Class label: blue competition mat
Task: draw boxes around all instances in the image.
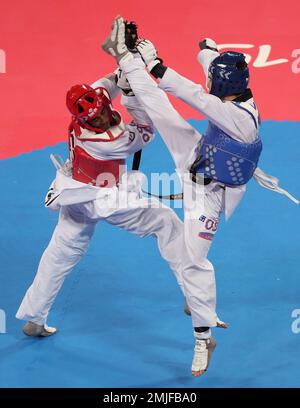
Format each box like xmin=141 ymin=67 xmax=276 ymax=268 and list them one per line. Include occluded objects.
xmin=0 ymin=120 xmax=299 ymax=387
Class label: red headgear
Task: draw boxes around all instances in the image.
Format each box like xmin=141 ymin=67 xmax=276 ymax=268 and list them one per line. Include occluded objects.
xmin=66 ymin=84 xmax=114 ymax=132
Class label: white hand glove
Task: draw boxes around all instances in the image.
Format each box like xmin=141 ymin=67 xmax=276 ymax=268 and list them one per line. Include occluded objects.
xmin=102 ymin=17 xmax=134 ymax=64
xmin=136 ymin=39 xmax=160 ymax=70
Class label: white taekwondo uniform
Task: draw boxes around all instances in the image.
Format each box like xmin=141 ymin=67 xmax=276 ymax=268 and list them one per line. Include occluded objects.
xmin=16 ymin=75 xmax=186 ymax=326
xmin=119 ymin=50 xmax=261 ymax=328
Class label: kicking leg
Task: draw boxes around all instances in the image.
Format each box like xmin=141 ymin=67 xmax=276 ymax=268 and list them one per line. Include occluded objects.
xmin=105 ymin=198 xmax=185 ymax=293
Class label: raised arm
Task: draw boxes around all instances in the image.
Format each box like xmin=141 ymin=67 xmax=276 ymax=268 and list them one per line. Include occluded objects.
xmin=158 ymin=67 xmax=243 ymax=137
xmin=91 ymin=73 xmax=121 ymax=101
xmin=137 ymin=39 xmax=256 ymax=142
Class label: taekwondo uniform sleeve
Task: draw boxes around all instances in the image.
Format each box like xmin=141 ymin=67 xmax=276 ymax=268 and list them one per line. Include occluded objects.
xmin=121 ymin=94 xmax=154 ymax=129
xmin=91 ymin=73 xmax=121 ymax=101
xmin=159 ymin=68 xmax=257 ymax=143
xmin=120 ymin=58 xmax=202 ymax=172
xmin=197 ymin=49 xmax=219 ymax=79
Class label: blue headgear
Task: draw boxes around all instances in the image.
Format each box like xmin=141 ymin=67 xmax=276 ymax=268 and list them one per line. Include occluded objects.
xmin=208 ymin=51 xmax=249 ymax=98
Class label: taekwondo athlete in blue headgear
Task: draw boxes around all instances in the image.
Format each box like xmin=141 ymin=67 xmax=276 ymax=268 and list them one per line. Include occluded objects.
xmin=102 ymin=18 xmax=299 ymax=378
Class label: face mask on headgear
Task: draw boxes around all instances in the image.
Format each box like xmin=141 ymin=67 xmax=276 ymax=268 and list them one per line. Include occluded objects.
xmin=66 ymin=84 xmax=114 ymax=132
xmin=208 ymin=51 xmax=249 ymax=98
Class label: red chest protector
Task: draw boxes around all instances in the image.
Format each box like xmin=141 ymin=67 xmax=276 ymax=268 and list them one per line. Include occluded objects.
xmin=69 ymin=119 xmax=126 ymax=188
xmin=72 ymin=146 xmax=125 ymax=188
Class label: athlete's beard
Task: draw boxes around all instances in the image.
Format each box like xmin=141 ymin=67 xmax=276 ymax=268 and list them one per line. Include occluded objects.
xmin=87 ymin=106 xmax=111 ymax=131
xmin=88 ymin=116 xmax=110 ymax=131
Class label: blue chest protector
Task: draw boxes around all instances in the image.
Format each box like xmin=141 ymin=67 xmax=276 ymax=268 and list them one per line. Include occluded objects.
xmin=194 ymin=103 xmax=263 ymax=186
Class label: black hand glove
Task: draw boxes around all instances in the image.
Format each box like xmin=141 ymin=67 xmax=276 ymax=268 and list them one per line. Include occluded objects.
xmin=125 ymin=21 xmax=139 ymax=51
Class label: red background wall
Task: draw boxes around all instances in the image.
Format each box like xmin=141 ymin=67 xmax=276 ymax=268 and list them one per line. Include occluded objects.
xmin=0 ymin=0 xmax=299 ymax=159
